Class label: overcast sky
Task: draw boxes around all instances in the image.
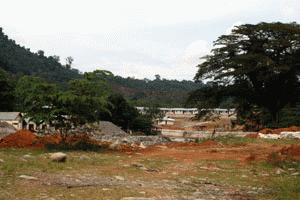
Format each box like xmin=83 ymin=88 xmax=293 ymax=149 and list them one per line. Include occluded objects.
xmin=0 ymin=0 xmax=299 ymax=80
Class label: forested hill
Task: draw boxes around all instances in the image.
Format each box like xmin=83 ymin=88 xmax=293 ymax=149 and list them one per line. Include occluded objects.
xmin=0 ymin=28 xmax=80 ymax=84
xmin=107 ymin=75 xmax=201 ymax=107
xmin=0 ymin=28 xmax=201 ymax=107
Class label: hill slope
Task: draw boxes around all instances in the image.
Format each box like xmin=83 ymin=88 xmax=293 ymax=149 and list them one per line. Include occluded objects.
xmin=0 ymin=28 xmax=80 ymax=84
xmin=0 ymin=28 xmax=200 ymax=107
xmin=108 ymin=76 xmax=201 ymax=107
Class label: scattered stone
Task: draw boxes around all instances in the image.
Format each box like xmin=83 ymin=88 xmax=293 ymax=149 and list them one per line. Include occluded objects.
xmin=0 ymin=159 xmax=4 ymax=163
xmin=139 ymin=143 xmax=146 ymax=149
xmin=146 ymin=168 xmax=159 ymax=173
xmin=102 ymin=188 xmax=110 ymax=191
xmin=22 ymin=154 xmax=33 ymax=159
xmin=79 ymin=155 xmax=91 ymax=160
xmin=131 ymin=163 xmax=145 ymax=168
xmin=109 ymin=141 xmax=120 ymax=150
xmin=122 ymin=138 xmax=130 ymax=144
xmin=291 ymin=172 xmax=300 ymax=176
xmin=179 ymin=179 xmax=190 ymax=184
xmin=19 ymin=175 xmax=38 ymax=181
xmin=275 ymin=168 xmax=285 ymax=175
xmin=131 ymin=163 xmax=148 ymax=170
xmin=121 ymin=198 xmax=154 ymax=200
xmin=241 ymin=175 xmax=248 ymax=178
xmin=50 ymin=152 xmax=67 ymax=162
xmin=156 ymin=145 xmax=167 ymax=149
xmin=114 ymin=176 xmax=125 ymax=181
xmin=261 ymin=173 xmax=269 ymax=176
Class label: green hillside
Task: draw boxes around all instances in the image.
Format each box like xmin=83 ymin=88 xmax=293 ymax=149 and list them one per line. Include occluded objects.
xmin=0 ymin=28 xmax=201 ymax=107
xmin=0 ymin=28 xmax=80 ymax=85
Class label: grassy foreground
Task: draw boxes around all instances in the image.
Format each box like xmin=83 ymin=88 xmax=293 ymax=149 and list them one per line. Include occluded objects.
xmin=0 ymin=138 xmax=299 ymax=200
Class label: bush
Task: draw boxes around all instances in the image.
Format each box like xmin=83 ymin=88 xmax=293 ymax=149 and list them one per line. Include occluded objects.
xmin=45 ymin=140 xmax=101 ymax=151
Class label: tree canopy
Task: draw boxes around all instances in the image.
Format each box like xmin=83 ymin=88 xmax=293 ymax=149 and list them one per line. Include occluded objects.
xmin=192 ymin=22 xmax=300 ymax=127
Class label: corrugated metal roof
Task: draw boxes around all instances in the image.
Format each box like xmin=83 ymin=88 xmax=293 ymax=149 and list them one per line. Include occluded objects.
xmin=0 ymin=112 xmax=21 ymax=120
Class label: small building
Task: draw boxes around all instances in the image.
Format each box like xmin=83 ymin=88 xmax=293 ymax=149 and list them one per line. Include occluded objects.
xmin=0 ymin=112 xmax=23 ymax=130
xmin=155 ymin=117 xmax=175 ymax=126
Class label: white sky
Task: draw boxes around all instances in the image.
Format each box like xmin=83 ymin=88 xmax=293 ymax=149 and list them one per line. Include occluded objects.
xmin=0 ymin=0 xmax=299 ymax=80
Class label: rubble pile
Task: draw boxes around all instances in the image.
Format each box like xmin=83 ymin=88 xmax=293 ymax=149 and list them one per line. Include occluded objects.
xmin=259 ymin=126 xmax=300 ymax=135
xmin=90 ymin=121 xmax=169 ymax=146
xmin=89 ymin=121 xmax=127 ymax=138
xmin=99 ymin=135 xmax=169 ymax=146
xmin=257 ymin=126 xmax=300 ymax=139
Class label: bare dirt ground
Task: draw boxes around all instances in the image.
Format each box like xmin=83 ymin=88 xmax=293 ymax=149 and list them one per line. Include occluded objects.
xmin=0 ymin=137 xmax=299 ymax=200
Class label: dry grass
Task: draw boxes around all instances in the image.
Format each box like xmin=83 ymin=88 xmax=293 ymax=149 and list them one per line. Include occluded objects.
xmin=0 ymin=138 xmax=299 ymax=200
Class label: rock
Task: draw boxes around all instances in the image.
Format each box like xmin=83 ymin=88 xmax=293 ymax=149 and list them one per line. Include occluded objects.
xmin=121 ymin=198 xmax=154 ymax=200
xmin=179 ymin=179 xmax=190 ymax=184
xmin=79 ymin=155 xmax=91 ymax=160
xmin=0 ymin=159 xmax=4 ymax=163
xmin=146 ymin=168 xmax=159 ymax=173
xmin=261 ymin=173 xmax=269 ymax=176
xmin=131 ymin=163 xmax=145 ymax=168
xmin=122 ymin=138 xmax=130 ymax=144
xmin=50 ymin=152 xmax=67 ymax=162
xmin=156 ymin=145 xmax=167 ymax=149
xmin=22 ymin=154 xmax=33 ymax=159
xmin=19 ymin=175 xmax=38 ymax=181
xmin=139 ymin=143 xmax=146 ymax=149
xmin=291 ymin=172 xmax=300 ymax=176
xmin=114 ymin=176 xmax=125 ymax=181
xmin=109 ymin=141 xmax=120 ymax=150
xmin=275 ymin=168 xmax=285 ymax=175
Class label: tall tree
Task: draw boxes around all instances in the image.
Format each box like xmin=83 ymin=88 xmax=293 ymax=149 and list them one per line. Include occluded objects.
xmin=65 ymin=56 xmax=74 ymax=69
xmin=15 ymin=76 xmax=58 ymax=129
xmin=193 ymin=22 xmax=300 ymax=125
xmin=57 ymin=70 xmax=111 ymax=128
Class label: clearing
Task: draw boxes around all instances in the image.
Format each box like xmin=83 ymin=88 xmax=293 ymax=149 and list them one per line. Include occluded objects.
xmin=0 ymin=137 xmax=299 ymax=200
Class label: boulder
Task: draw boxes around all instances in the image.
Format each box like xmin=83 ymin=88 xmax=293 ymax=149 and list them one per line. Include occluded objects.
xmin=121 ymin=198 xmax=155 ymax=200
xmin=139 ymin=143 xmax=146 ymax=149
xmin=19 ymin=175 xmax=38 ymax=181
xmin=114 ymin=176 xmax=125 ymax=181
xmin=109 ymin=140 xmax=120 ymax=150
xmin=50 ymin=152 xmax=67 ymax=162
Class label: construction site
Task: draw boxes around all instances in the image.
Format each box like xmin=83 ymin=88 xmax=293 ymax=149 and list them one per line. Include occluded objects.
xmin=0 ymin=115 xmax=300 ymax=200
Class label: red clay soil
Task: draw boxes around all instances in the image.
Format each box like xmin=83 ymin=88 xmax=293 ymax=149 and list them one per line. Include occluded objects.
xmin=0 ymin=130 xmax=43 ymax=148
xmin=245 ymin=133 xmax=259 ymax=138
xmin=39 ymin=134 xmax=62 ymax=145
xmin=279 ymin=144 xmax=300 ymax=161
xmin=0 ymin=131 xmax=99 ymax=149
xmin=259 ymin=126 xmax=300 ymax=135
xmin=138 ymin=141 xmax=287 ymax=165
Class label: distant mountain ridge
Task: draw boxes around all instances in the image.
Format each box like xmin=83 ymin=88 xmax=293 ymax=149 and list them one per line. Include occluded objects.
xmin=0 ymin=28 xmax=200 ymax=106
